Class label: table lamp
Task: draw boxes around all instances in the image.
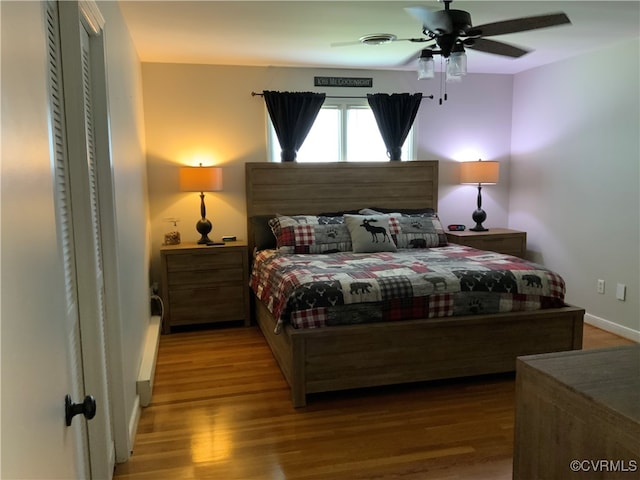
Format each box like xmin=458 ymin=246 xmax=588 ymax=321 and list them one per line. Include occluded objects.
xmin=179 ymin=164 xmax=223 ymax=244
xmin=460 ymin=159 xmax=499 ymax=232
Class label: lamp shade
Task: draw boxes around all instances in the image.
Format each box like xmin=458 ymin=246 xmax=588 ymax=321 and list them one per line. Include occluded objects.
xmin=460 ymin=160 xmax=499 ymax=185
xmin=179 ymin=166 xmax=223 ymax=192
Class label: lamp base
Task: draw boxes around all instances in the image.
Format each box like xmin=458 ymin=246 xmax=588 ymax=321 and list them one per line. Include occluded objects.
xmin=470 ymin=208 xmax=488 ymax=232
xmin=196 ymin=218 xmax=212 ymax=244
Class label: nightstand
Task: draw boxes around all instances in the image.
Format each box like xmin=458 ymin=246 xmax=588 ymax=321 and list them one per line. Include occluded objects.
xmin=445 ymin=228 xmax=527 ymax=258
xmin=160 ymin=241 xmax=250 ymax=333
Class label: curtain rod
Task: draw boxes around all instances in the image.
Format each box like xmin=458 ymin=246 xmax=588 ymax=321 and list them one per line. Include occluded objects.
xmin=251 ymin=91 xmax=434 ymax=100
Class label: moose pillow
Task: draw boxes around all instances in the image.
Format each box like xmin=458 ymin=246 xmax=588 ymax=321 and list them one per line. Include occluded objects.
xmin=344 ymin=214 xmax=398 ymax=253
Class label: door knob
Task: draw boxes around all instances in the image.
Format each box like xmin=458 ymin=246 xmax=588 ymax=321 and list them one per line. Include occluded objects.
xmin=65 ymin=394 xmax=96 ymax=426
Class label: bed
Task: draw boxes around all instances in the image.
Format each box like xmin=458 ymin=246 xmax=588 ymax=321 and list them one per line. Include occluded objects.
xmin=245 ymin=160 xmax=584 ymax=407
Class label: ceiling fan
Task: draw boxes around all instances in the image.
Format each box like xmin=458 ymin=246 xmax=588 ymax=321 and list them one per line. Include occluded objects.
xmin=332 ymin=1 xmax=571 ymax=103
xmin=333 ymin=1 xmax=571 ymax=68
xmin=403 ymin=0 xmax=571 ymax=60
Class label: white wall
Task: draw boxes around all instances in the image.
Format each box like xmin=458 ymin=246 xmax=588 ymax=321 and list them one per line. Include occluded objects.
xmin=0 ymin=1 xmax=150 ymax=474
xmin=98 ymin=0 xmax=151 ymax=458
xmin=142 ymin=63 xmax=513 ymax=283
xmin=510 ymin=37 xmax=640 ymax=339
xmin=414 ymin=73 xmax=513 ymax=230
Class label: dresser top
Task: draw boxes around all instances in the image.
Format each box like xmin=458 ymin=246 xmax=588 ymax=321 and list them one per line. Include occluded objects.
xmin=518 ymin=345 xmax=640 ymax=423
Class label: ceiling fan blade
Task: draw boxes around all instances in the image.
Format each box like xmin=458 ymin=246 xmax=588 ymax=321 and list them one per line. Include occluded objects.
xmin=465 ymin=38 xmax=531 ymax=58
xmin=330 ymin=40 xmax=365 ymax=47
xmin=470 ymin=12 xmax=570 ymax=37
xmin=405 ymin=6 xmax=452 ymax=34
xmin=397 ymin=37 xmax=432 ymax=44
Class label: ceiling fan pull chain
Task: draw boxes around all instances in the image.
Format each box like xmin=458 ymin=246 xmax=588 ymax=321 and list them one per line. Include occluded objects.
xmin=443 ymin=57 xmax=449 ymax=103
xmin=439 ymin=57 xmax=444 ymax=105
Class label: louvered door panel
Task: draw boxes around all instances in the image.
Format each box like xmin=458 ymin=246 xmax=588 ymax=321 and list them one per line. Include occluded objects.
xmin=44 ymin=1 xmax=89 ymax=477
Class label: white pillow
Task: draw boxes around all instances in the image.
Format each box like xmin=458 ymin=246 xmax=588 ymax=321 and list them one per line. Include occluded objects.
xmin=344 ymin=214 xmax=397 ymax=253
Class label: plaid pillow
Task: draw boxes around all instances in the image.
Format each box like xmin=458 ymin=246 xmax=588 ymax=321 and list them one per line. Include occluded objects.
xmin=268 ymin=215 xmax=352 ymax=254
xmin=390 ymin=212 xmax=448 ymax=248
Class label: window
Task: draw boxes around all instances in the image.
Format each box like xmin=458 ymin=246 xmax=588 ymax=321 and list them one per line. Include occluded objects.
xmin=268 ymin=103 xmax=414 ymax=162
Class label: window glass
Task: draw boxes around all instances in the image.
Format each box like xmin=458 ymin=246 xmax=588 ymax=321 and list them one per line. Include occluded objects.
xmin=346 ymin=107 xmax=388 ymax=162
xmin=296 ymin=107 xmax=340 ymax=163
xmin=268 ymin=103 xmax=413 ymax=162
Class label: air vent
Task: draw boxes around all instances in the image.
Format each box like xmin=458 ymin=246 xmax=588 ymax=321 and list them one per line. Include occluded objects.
xmin=359 ymin=33 xmax=397 ymax=45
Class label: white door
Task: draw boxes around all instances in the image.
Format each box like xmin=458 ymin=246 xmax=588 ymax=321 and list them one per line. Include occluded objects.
xmin=45 ymin=1 xmax=93 ymax=476
xmin=0 ymin=1 xmax=91 ymax=477
xmin=2 ymin=2 xmax=117 ymax=477
xmin=51 ymin=0 xmax=115 ymax=477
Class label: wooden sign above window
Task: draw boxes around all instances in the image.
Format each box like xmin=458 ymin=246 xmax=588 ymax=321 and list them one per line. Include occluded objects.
xmin=314 ymin=76 xmax=373 ymax=88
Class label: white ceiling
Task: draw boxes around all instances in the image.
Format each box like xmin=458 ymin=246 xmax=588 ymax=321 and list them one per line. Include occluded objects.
xmin=118 ymin=1 xmax=640 ymax=75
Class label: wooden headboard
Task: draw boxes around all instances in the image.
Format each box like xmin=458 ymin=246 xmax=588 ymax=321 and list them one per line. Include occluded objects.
xmin=245 ymin=160 xmax=439 ymax=253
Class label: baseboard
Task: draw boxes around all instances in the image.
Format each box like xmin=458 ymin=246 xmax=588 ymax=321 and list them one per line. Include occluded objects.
xmin=128 ymin=395 xmax=141 ymax=453
xmin=136 ymin=315 xmax=162 ymax=407
xmin=585 ymin=313 xmax=640 ymax=342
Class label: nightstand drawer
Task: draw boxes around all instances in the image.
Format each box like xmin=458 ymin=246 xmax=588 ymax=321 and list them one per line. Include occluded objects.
xmin=167 ymin=267 xmax=244 ymax=287
xmin=445 ymin=228 xmax=526 ymax=258
xmin=166 ymin=250 xmax=244 ymax=272
xmin=463 ymin=236 xmax=524 ymax=256
xmin=169 ymin=285 xmax=246 ymax=326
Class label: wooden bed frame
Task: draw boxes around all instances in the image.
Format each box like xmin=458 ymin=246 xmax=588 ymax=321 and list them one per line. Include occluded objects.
xmin=245 ymin=161 xmax=584 ymax=407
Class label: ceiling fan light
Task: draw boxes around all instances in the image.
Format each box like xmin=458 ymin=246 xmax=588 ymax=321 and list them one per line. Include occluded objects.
xmin=417 ymin=51 xmax=435 ymax=80
xmin=447 ymin=50 xmax=467 ymax=77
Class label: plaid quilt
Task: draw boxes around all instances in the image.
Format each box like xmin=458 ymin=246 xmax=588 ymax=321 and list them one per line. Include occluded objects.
xmin=250 ymin=245 xmax=566 ymax=334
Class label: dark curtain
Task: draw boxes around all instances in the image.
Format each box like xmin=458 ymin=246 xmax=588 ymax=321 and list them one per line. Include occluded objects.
xmin=263 ymin=91 xmax=326 ymax=162
xmin=367 ymin=93 xmax=422 ymax=161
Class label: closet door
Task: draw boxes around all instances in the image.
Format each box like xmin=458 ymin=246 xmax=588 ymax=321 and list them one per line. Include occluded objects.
xmin=53 ymin=0 xmax=115 ymax=477
xmin=45 ymin=1 xmax=92 ymax=476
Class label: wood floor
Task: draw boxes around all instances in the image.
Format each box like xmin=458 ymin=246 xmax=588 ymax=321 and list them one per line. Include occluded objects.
xmin=114 ymin=323 xmax=635 ymax=480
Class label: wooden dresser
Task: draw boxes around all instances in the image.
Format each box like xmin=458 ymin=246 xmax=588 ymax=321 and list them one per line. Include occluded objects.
xmin=445 ymin=228 xmax=526 ymax=258
xmin=160 ymin=242 xmax=250 ymax=333
xmin=513 ymin=346 xmax=640 ymax=479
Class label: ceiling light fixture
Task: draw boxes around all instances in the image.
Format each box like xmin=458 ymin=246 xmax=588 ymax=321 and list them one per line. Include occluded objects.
xmin=446 ymin=43 xmax=467 ymax=80
xmin=417 ymin=43 xmax=467 ymax=82
xmin=417 ymin=49 xmax=435 ymax=79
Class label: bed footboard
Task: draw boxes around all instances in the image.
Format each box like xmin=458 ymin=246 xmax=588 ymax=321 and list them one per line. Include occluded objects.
xmin=255 ymin=294 xmax=584 ymax=407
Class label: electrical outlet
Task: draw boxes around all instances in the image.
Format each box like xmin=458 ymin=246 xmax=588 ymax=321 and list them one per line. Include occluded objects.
xmin=616 ymin=283 xmax=626 ymax=301
xmin=596 ymin=279 xmax=605 ymax=294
